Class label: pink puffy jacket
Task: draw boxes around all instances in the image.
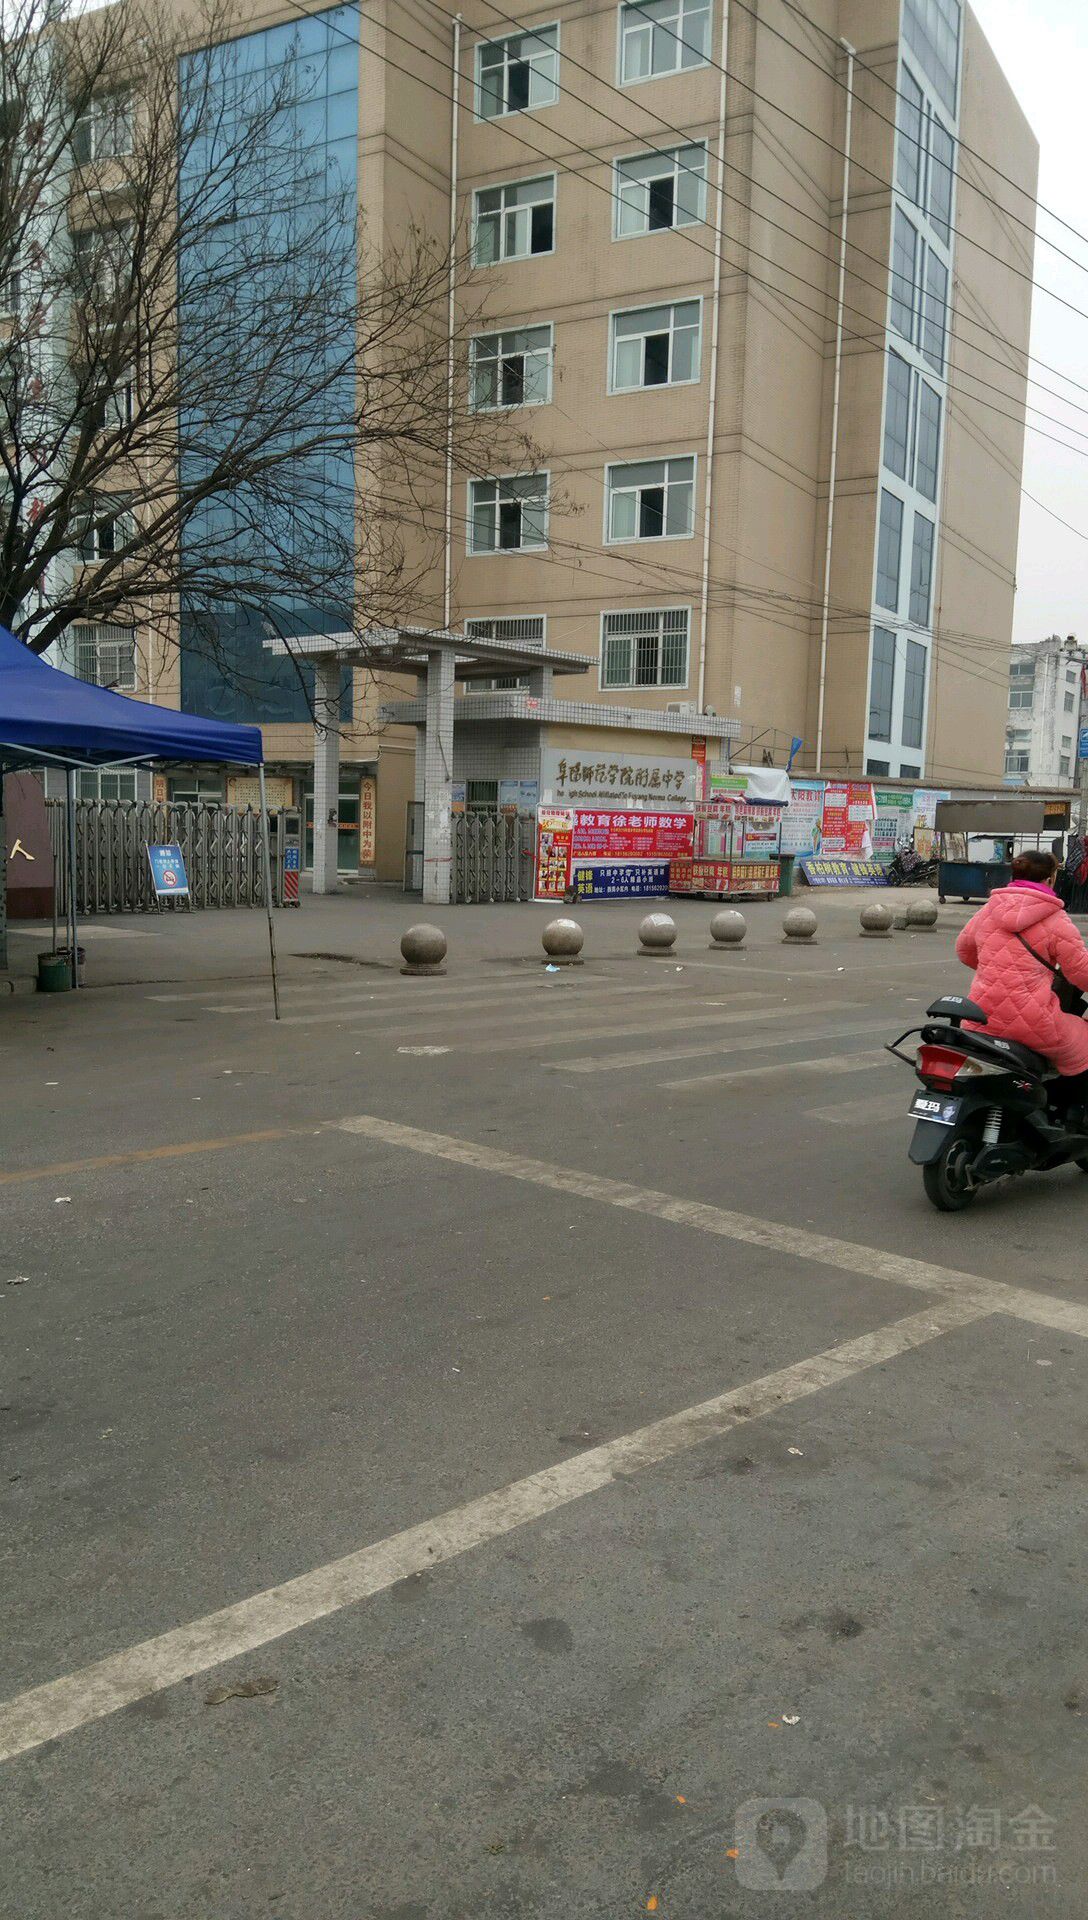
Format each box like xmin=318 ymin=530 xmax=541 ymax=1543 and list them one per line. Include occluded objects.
xmin=955 ymin=882 xmax=1088 ymax=1076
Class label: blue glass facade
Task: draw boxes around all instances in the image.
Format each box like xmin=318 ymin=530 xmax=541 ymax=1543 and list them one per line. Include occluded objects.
xmin=178 ymin=5 xmax=359 ymax=725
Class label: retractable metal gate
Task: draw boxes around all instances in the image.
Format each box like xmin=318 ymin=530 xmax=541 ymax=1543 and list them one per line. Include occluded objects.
xmin=451 ymin=812 xmax=535 ymax=903
xmin=47 ymin=801 xmax=283 ymax=913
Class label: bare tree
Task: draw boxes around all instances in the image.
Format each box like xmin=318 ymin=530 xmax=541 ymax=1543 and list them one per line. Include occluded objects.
xmin=0 ymin=0 xmax=529 ymax=690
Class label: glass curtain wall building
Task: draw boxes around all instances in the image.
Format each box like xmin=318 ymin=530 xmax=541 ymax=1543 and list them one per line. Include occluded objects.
xmin=865 ymin=0 xmax=961 ymax=778
xmin=177 ymin=4 xmax=359 ymax=724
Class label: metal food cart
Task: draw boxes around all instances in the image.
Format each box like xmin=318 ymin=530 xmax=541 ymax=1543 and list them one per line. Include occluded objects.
xmin=669 ymin=794 xmax=783 ymax=899
xmin=935 ymin=797 xmax=1046 ymax=903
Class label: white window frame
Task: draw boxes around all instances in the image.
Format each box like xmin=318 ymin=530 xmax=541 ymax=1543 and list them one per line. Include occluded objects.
xmin=0 ymin=261 xmax=20 ymax=316
xmin=475 ymin=24 xmax=560 ymax=120
xmin=74 ymin=622 xmax=137 ymax=691
xmin=72 ymin=89 xmax=134 ymax=166
xmin=472 ymin=175 xmax=556 ymax=267
xmin=75 ymin=493 xmax=135 ymax=562
xmin=464 ymin=614 xmax=546 ymax=690
xmin=608 ymin=297 xmax=702 ymax=392
xmin=469 ymin=324 xmax=554 ymax=411
xmin=77 ymin=767 xmax=138 ymax=802
xmin=467 ymin=472 xmax=550 ymax=554
xmin=604 ymin=454 xmax=697 ymax=544
xmin=613 ymin=143 xmax=707 ymax=238
xmin=617 ymin=0 xmax=712 ymax=86
xmin=599 ymin=605 xmax=691 ymax=689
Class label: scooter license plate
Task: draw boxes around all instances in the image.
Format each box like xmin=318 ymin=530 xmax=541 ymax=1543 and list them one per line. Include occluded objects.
xmin=910 ymin=1092 xmax=962 ymax=1126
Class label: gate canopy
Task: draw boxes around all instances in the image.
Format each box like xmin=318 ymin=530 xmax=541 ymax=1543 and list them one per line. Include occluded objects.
xmin=0 ymin=624 xmax=262 ymax=772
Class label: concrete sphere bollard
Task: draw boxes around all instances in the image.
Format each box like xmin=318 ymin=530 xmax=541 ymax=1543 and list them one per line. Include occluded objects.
xmin=638 ymin=911 xmax=678 ymax=956
xmin=782 ymin=905 xmax=818 ymax=945
xmin=859 ymin=901 xmax=894 ymax=939
xmin=542 ymin=917 xmax=584 ymax=966
xmin=400 ymin=922 xmax=448 ymax=976
xmin=710 ymin=908 xmax=747 ymax=950
xmin=906 ymin=898 xmax=939 ymax=930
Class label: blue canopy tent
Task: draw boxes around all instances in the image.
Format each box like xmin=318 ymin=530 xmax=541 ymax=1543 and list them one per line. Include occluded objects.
xmin=0 ymin=624 xmax=279 ymax=1012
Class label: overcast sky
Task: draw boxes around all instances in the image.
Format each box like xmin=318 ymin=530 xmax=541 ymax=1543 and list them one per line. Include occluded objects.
xmin=969 ymin=0 xmax=1088 ymax=645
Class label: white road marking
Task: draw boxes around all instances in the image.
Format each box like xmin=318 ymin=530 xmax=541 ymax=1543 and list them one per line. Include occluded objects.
xmin=440 ymin=999 xmax=866 ymax=1056
xmin=336 ymin=1115 xmax=1088 ymax=1341
xmin=201 ymin=975 xmax=704 ymax=1019
xmin=553 ymin=1018 xmax=886 ymax=1074
xmin=272 ymin=982 xmax=761 ymax=1030
xmin=0 ymin=1296 xmax=982 ymax=1766
xmin=804 ymin=1093 xmax=907 ymax=1125
xmin=662 ymin=1051 xmax=886 ymax=1091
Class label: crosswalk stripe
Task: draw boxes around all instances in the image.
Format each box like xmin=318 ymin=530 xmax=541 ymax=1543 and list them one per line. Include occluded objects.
xmin=550 ymin=1016 xmax=884 ymax=1074
xmin=271 ymin=980 xmax=750 ymax=1029
xmin=662 ymin=1050 xmax=886 ymax=1091
xmin=411 ymin=998 xmax=866 ymax=1055
xmin=804 ymin=1092 xmax=908 ymax=1126
xmin=146 ymin=967 xmax=535 ymax=1003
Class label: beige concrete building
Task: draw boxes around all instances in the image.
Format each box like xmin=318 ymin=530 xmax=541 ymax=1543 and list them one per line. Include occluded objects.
xmin=78 ymin=0 xmax=1037 ymax=877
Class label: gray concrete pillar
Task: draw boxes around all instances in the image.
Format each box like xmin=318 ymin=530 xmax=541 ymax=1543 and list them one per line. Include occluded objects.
xmin=312 ymin=657 xmax=341 ymax=895
xmin=526 ymin=663 xmax=553 ymax=699
xmin=422 ymin=648 xmax=455 ymax=906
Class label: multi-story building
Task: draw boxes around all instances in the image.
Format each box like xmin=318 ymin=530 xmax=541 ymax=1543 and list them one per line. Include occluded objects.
xmin=1005 ymin=634 xmax=1085 ymax=789
xmin=58 ymin=0 xmax=1040 ymax=876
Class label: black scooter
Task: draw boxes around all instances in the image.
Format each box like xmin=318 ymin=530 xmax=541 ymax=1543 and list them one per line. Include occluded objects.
xmin=888 ymin=994 xmax=1088 ymax=1210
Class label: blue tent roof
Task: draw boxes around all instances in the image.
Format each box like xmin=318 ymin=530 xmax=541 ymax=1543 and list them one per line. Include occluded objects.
xmin=0 ymin=625 xmax=262 ymax=770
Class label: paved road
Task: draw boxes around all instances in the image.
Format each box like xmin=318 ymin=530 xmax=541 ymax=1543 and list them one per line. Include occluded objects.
xmin=1 ymin=895 xmax=1084 ymax=1916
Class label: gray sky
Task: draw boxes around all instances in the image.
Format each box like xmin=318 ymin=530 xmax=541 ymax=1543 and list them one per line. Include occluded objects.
xmin=969 ymin=0 xmax=1088 ymax=644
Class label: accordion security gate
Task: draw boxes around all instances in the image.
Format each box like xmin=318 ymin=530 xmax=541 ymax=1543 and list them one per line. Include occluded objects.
xmin=47 ymin=801 xmax=284 ymax=914
xmin=451 ymin=812 xmax=535 ymax=904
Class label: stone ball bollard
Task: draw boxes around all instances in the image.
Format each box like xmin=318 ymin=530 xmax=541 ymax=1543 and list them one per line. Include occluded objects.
xmin=906 ymin=898 xmax=939 ymax=930
xmin=638 ymin=911 xmax=678 ymax=956
xmin=859 ymin=901 xmax=894 ymax=939
xmin=541 ymin=917 xmax=584 ymax=966
xmin=782 ymin=906 xmax=818 ymax=945
xmin=400 ymin=922 xmax=448 ymax=976
xmin=710 ymin=908 xmax=747 ymax=950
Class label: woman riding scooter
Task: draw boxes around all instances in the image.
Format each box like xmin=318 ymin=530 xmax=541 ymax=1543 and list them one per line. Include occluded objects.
xmin=955 ymin=850 xmax=1088 ymax=1120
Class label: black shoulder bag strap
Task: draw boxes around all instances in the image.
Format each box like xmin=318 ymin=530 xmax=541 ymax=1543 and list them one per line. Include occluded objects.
xmin=1014 ymin=931 xmax=1088 ymax=1017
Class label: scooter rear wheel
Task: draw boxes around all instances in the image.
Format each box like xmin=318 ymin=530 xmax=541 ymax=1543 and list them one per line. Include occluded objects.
xmin=923 ymin=1133 xmax=978 ymax=1211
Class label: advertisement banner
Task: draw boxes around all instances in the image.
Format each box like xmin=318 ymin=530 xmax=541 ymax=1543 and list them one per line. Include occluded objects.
xmin=780 ymin=779 xmax=824 ymax=856
xmin=534 ymin=809 xmax=574 ymax=900
xmin=872 ymin=788 xmax=915 ymax=853
xmin=670 ymin=857 xmax=781 ymax=896
xmin=799 ymin=855 xmax=885 ymax=887
xmin=572 ymin=809 xmax=694 ymax=862
xmin=820 ymin=781 xmax=875 ymax=854
xmin=359 ymin=775 xmax=376 ymax=866
xmin=499 ymin=778 xmax=540 ymax=816
xmin=572 ymin=862 xmax=671 ymax=899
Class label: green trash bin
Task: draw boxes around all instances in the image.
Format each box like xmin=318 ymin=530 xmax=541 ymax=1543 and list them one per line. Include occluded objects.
xmin=37 ymin=952 xmax=71 ymax=993
xmin=778 ymin=855 xmax=796 ymax=898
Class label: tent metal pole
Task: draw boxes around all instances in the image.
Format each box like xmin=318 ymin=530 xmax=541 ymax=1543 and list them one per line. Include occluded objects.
xmin=65 ymin=766 xmax=78 ymax=989
xmin=257 ymin=765 xmax=280 ymax=1021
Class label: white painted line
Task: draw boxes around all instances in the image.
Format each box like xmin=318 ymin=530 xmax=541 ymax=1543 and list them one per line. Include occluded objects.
xmin=553 ymin=1018 xmax=885 ymax=1074
xmin=336 ymin=1115 xmax=1088 ymax=1341
xmin=438 ymin=999 xmax=866 ymax=1056
xmin=274 ymin=981 xmax=759 ymax=1030
xmin=804 ymin=1092 xmax=907 ymax=1126
xmin=663 ymin=1051 xmax=885 ymax=1091
xmin=0 ymin=1296 xmax=982 ymax=1766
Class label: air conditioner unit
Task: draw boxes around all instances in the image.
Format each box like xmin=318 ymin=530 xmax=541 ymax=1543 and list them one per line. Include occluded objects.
xmin=665 ymin=700 xmax=698 ymax=715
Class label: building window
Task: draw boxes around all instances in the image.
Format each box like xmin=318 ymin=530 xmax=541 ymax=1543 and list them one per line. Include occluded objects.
xmin=74 ymin=622 xmax=137 ymax=690
xmin=876 ymin=490 xmax=904 ymax=611
xmin=891 ymin=208 xmax=918 ymax=340
xmin=601 ymin=607 xmax=689 ymax=688
xmin=75 ymin=493 xmax=134 ymax=561
xmin=883 ymin=349 xmax=912 ymax=480
xmin=902 ymin=0 xmax=961 ymax=117
xmin=866 ymin=758 xmax=891 ymax=776
xmin=1061 ymin=755 xmax=1072 ymax=778
xmin=869 ymin=627 xmax=897 ymax=741
xmin=476 ymin=25 xmax=559 ymax=118
xmin=473 ymin=175 xmax=555 ymax=265
xmin=72 ymin=221 xmax=132 ymax=300
xmin=0 ymin=262 xmax=19 ymax=316
xmin=1005 ymin=749 xmax=1029 ymax=775
xmin=72 ymin=90 xmax=134 ymax=165
xmin=619 ymin=0 xmax=712 ymax=82
xmin=897 ymin=67 xmax=925 ymax=204
xmin=900 ymin=763 xmax=921 ymax=779
xmin=903 ymin=638 xmax=927 ymax=750
xmin=1008 ymin=687 xmax=1033 ymax=709
xmin=610 ymin=299 xmax=701 ymax=390
xmin=77 ymin=768 xmax=137 ymax=802
xmin=470 ymin=325 xmax=553 ymax=409
xmin=909 ymin=513 xmax=935 ymax=626
xmin=468 ymin=473 xmax=549 ymax=552
xmin=614 ymin=144 xmax=707 ymax=236
xmin=915 ymin=380 xmax=942 ymax=502
xmin=606 ymin=455 xmax=695 ymax=541
xmin=169 ymin=773 xmax=226 ymax=803
xmin=929 ymin=118 xmax=955 ymax=244
xmin=464 ymin=614 xmax=544 ymax=689
xmin=1008 ymin=658 xmax=1035 ymax=710
xmin=922 ymin=251 xmax=948 ymax=373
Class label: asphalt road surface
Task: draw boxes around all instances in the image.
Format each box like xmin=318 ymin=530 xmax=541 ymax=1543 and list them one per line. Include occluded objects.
xmin=2 ymin=894 xmax=1085 ymax=1917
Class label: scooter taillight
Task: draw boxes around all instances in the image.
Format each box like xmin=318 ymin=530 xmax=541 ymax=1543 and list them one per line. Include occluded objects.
xmin=917 ymin=1043 xmax=968 ymax=1090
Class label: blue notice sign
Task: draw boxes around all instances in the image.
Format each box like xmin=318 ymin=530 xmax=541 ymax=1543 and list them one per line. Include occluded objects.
xmin=1079 ymin=727 xmax=1088 ymax=764
xmin=573 ymin=862 xmax=671 ymax=899
xmin=147 ymin=843 xmax=189 ymax=896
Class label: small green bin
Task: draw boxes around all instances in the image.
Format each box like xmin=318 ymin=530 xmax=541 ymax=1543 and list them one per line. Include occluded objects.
xmin=37 ymin=952 xmax=71 ymax=993
xmin=778 ymin=855 xmax=796 ymax=898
